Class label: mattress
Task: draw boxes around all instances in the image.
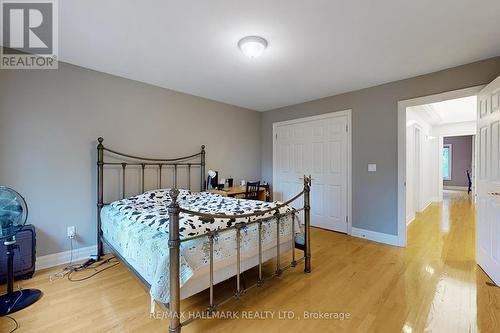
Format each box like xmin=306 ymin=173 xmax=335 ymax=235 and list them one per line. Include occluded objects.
xmin=101 ymin=189 xmax=303 ymax=303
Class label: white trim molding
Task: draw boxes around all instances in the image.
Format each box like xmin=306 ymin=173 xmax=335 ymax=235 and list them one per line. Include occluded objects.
xmin=36 ymin=245 xmax=97 ymax=271
xmin=443 ymin=185 xmax=469 ymax=191
xmin=351 ymin=227 xmax=399 ymax=246
xmin=443 ymin=143 xmax=453 ymax=180
xmin=407 ymin=198 xmax=438 ymax=225
xmin=432 ymin=121 xmax=476 ymax=137
xmin=406 ymin=216 xmax=416 ymax=226
xmin=420 ymin=199 xmax=435 ymax=213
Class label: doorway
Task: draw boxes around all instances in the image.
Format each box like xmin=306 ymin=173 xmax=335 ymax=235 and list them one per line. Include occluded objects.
xmin=405 ymin=96 xmax=477 ymax=226
xmin=397 ymin=86 xmax=484 ymax=246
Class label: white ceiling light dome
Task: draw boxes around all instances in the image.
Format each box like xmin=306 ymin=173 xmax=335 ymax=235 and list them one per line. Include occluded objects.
xmin=238 ymin=36 xmax=268 ymax=59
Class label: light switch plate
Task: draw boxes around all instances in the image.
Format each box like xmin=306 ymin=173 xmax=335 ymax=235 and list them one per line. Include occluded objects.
xmin=368 ymin=164 xmax=377 ymax=172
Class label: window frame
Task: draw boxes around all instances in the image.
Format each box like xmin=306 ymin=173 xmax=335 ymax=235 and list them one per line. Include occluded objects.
xmin=443 ymin=143 xmax=453 ymax=181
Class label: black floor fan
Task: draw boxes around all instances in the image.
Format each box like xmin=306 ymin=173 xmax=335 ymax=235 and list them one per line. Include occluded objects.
xmin=0 ymin=186 xmax=42 ymax=316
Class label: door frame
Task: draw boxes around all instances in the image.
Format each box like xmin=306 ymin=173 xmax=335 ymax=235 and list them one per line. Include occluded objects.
xmin=407 ymin=123 xmax=423 ymax=220
xmin=272 ymin=109 xmax=352 ymax=235
xmin=414 ymin=126 xmax=422 ymax=212
xmin=397 ymin=86 xmax=484 ymax=247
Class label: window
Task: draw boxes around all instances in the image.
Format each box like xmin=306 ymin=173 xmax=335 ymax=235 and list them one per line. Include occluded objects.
xmin=443 ymin=144 xmax=452 ymax=180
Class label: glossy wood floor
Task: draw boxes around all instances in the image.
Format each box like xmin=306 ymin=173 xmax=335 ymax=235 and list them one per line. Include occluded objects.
xmin=1 ymin=191 xmax=499 ymax=332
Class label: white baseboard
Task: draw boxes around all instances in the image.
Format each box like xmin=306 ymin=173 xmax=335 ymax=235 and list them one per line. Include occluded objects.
xmin=443 ymin=186 xmax=468 ymax=191
xmin=418 ymin=200 xmax=433 ymax=212
xmin=351 ymin=227 xmax=399 ymax=246
xmin=36 ymin=245 xmax=97 ymax=271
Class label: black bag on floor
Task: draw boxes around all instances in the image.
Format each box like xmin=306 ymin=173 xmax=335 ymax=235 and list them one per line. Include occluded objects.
xmin=0 ymin=224 xmax=36 ymax=284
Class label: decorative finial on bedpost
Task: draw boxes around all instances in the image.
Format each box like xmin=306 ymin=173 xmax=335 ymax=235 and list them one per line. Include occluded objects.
xmin=304 ymin=175 xmax=312 ymax=192
xmin=169 ymin=188 xmax=180 ymax=203
xmin=167 ymin=187 xmax=181 ymax=333
xmin=201 ymin=145 xmax=206 ymax=152
xmin=97 ymin=137 xmax=104 ymax=147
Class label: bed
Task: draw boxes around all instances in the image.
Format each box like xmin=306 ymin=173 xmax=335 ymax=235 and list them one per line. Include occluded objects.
xmin=96 ymin=137 xmax=312 ymax=333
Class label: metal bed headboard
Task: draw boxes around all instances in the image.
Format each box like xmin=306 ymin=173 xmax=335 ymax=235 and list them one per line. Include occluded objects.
xmin=96 ymin=137 xmax=206 ymax=259
xmin=95 ymin=137 xmax=312 ymax=333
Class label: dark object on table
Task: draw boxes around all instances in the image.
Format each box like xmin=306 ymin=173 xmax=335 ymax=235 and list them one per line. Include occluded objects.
xmin=0 ymin=186 xmax=42 ymax=316
xmin=216 ymin=184 xmax=224 ymax=190
xmin=466 ymin=170 xmax=472 ymax=194
xmin=227 ymin=178 xmax=233 ymax=188
xmin=0 ymin=225 xmax=36 ymax=283
xmin=260 ymin=183 xmax=271 ymax=202
xmin=245 ymin=181 xmax=261 ymax=200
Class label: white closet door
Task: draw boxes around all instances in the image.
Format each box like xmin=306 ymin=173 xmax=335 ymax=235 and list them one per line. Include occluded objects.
xmin=274 ymin=113 xmax=349 ymax=233
xmin=476 ymin=75 xmax=500 ymax=285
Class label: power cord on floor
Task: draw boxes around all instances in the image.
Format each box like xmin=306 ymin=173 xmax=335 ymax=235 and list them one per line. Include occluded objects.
xmin=67 ymin=257 xmax=119 ymax=282
xmin=5 ymin=315 xmax=19 ymax=333
xmin=49 ymin=237 xmax=77 ymax=282
xmin=2 ymin=283 xmax=26 ymax=332
xmin=49 ymin=238 xmax=119 ymax=282
xmin=4 ymin=288 xmax=23 ymax=316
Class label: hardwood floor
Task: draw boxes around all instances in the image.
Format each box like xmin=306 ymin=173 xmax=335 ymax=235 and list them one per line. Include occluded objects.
xmin=1 ymin=191 xmax=499 ymax=332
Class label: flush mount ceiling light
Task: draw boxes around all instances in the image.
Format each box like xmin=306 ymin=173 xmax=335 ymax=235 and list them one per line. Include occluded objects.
xmin=238 ymin=36 xmax=268 ymax=59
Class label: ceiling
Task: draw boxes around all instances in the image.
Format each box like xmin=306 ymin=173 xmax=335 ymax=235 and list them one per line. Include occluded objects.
xmin=59 ymin=1 xmax=500 ymax=111
xmin=409 ymin=96 xmax=477 ymax=125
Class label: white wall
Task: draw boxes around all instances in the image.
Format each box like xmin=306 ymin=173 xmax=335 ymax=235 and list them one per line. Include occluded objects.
xmin=432 ymin=121 xmax=476 ymax=137
xmin=406 ymin=109 xmax=440 ymax=224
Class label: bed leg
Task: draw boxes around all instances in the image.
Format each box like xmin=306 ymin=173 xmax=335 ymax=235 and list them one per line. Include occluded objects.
xmin=303 ymin=175 xmax=311 ymax=273
xmin=291 ymin=210 xmax=297 ymax=268
xmin=97 ymin=137 xmax=104 ymax=261
xmin=207 ymin=231 xmax=216 ymax=314
xmin=257 ymin=221 xmax=263 ymax=286
xmin=235 ymin=223 xmax=244 ymax=298
xmin=274 ymin=210 xmax=282 ymax=276
xmin=168 ymin=188 xmax=182 ymax=333
xmin=200 ymin=145 xmax=206 ymax=191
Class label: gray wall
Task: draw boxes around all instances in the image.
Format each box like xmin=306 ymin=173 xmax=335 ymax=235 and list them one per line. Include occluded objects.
xmin=261 ymin=56 xmax=500 ymax=235
xmin=0 ymin=62 xmax=261 ymax=256
xmin=444 ymin=135 xmax=473 ymax=187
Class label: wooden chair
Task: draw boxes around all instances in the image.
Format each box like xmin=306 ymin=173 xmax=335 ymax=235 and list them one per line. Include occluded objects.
xmin=245 ymin=181 xmax=261 ymax=200
xmin=466 ymin=170 xmax=472 ymax=194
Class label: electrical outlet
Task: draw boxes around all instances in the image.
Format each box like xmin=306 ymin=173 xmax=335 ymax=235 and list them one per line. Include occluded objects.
xmin=67 ymin=226 xmax=76 ymax=239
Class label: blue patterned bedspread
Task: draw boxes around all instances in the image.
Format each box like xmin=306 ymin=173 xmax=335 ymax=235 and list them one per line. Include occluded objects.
xmin=101 ymin=189 xmax=301 ymax=303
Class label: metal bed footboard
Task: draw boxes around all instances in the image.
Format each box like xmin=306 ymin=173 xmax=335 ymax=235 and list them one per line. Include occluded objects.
xmin=167 ymin=176 xmax=312 ymax=333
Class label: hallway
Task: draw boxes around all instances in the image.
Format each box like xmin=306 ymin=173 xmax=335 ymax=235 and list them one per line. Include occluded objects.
xmin=406 ymin=190 xmax=498 ymax=332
